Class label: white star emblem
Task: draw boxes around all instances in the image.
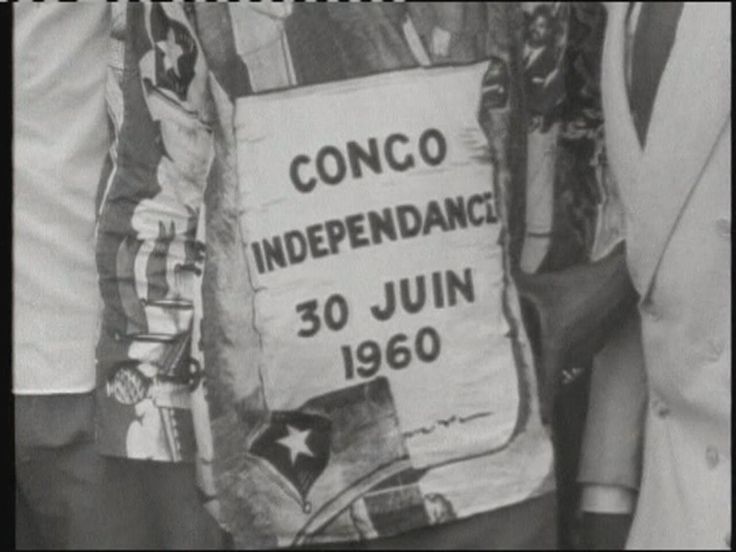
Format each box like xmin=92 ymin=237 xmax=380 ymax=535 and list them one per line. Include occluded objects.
xmin=156 ymin=27 xmax=184 ymax=77
xmin=276 ymin=425 xmax=314 ymax=465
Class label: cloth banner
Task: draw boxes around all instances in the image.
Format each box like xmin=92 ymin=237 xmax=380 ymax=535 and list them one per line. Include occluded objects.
xmin=216 ymin=62 xmax=547 ymax=546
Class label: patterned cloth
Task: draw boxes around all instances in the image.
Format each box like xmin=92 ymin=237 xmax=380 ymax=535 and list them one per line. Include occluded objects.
xmin=94 ymin=3 xmax=614 ymax=547
xmin=95 ymin=4 xmax=213 ymax=461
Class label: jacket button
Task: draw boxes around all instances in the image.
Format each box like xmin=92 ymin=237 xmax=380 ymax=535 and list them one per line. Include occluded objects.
xmin=651 ymin=397 xmax=670 ymax=418
xmin=715 ymin=217 xmax=731 ymax=240
xmin=705 ymin=338 xmax=726 ymax=362
xmin=705 ymin=446 xmax=720 ymax=469
xmin=641 ymin=300 xmax=662 ymax=321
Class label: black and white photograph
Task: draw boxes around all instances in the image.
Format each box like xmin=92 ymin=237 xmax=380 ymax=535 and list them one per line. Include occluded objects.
xmin=12 ymin=1 xmax=731 ymax=550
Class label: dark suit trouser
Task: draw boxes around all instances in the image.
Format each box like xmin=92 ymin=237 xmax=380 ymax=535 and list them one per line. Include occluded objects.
xmin=15 ymin=393 xmax=224 ymax=550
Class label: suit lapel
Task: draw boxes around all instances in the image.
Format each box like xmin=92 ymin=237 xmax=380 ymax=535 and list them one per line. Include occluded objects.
xmin=600 ymin=2 xmax=643 ymax=225
xmin=629 ymin=2 xmax=731 ymax=298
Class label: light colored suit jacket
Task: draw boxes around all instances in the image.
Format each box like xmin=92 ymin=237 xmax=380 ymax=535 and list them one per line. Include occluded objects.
xmin=598 ymin=3 xmax=731 ymax=549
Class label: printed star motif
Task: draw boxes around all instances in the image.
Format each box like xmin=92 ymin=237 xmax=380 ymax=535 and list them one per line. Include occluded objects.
xmin=277 ymin=425 xmax=314 ymax=465
xmin=156 ymin=27 xmax=183 ymax=77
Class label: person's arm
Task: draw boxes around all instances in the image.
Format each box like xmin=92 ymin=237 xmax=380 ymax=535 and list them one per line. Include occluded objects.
xmin=95 ymin=3 xmax=215 ymax=460
xmin=577 ymin=312 xmax=646 ymax=549
xmin=513 ymin=3 xmax=639 ymax=421
xmin=477 ymin=3 xmax=639 ymax=423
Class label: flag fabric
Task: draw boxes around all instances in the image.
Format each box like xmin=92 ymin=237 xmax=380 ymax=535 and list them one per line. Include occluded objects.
xmin=248 ymin=409 xmax=332 ymax=508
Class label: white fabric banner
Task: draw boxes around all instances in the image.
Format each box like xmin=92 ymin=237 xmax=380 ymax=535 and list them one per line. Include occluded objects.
xmin=227 ymin=62 xmax=548 ymax=545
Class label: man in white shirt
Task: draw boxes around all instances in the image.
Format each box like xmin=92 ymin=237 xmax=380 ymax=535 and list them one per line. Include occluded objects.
xmin=14 ymin=4 xmax=113 ymax=547
xmin=13 ymin=4 xmax=222 ymax=548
